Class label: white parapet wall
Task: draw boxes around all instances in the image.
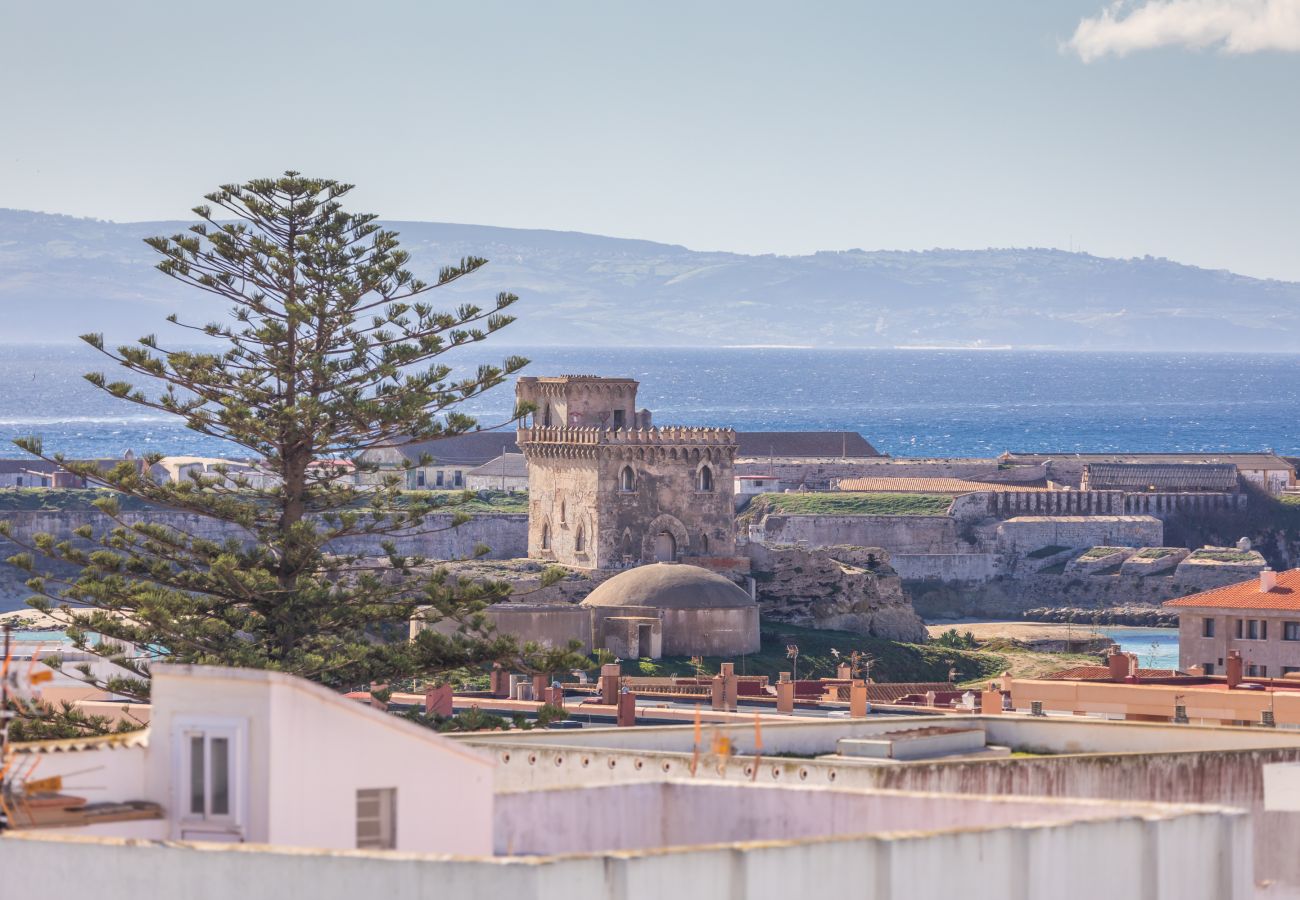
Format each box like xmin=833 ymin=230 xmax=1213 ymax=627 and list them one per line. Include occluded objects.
xmin=1264 ymin=762 xmax=1300 ymax=812
xmin=459 ymin=714 xmax=1300 ymax=887
xmin=0 ymin=782 xmax=1252 ymax=900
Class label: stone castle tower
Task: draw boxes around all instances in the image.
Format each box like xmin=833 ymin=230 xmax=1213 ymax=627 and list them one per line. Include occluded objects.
xmin=515 ymin=375 xmax=737 ymax=569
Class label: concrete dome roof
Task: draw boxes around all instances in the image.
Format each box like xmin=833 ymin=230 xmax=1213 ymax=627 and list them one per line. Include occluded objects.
xmin=581 ymin=563 xmax=755 ymax=610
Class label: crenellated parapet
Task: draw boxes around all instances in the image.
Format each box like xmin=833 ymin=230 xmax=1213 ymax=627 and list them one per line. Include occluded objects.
xmin=518 ymin=425 xmax=737 ymax=463
xmin=517 ymin=425 xmax=736 ymax=446
xmin=517 ymin=373 xmax=738 ymax=569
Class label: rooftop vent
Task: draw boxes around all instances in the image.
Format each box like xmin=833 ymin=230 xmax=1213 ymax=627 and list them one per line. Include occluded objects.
xmin=1261 ymin=568 xmax=1278 ymax=592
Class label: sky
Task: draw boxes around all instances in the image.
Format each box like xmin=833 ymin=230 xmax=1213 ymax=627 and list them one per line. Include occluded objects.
xmin=1 ymin=1 xmax=1298 ymax=280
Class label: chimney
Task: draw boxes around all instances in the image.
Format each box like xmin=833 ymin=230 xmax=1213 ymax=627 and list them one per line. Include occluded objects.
xmin=1260 ymin=569 xmax=1277 ymax=592
xmin=1107 ymin=649 xmax=1129 ymax=681
xmin=1226 ymin=650 xmax=1243 ymax=689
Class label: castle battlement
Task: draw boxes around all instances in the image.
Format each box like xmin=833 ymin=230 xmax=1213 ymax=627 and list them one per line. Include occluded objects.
xmin=516 ymin=373 xmax=737 ymax=569
xmin=517 ymin=425 xmax=736 ymax=447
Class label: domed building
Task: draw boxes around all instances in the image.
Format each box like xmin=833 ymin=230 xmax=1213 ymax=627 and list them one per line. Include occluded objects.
xmin=580 ymin=563 xmax=760 ymax=659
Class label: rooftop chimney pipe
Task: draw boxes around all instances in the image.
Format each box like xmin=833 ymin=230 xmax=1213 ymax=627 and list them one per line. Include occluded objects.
xmin=1226 ymin=651 xmax=1243 ymax=689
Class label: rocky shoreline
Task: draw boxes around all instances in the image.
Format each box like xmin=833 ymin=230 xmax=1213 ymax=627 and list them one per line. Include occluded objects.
xmin=1019 ymin=605 xmax=1179 ymax=627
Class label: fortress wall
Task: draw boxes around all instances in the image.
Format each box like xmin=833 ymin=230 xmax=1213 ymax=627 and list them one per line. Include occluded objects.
xmin=1123 ymin=492 xmax=1246 ymax=517
xmin=0 ymin=509 xmax=529 ymax=564
xmin=890 ymin=553 xmax=1001 ymax=582
xmin=733 ymin=458 xmax=1045 ymax=490
xmin=952 ymin=491 xmax=1245 ymax=523
xmin=760 ymin=515 xmax=958 ymax=554
xmin=995 ymin=516 xmax=1163 ymax=553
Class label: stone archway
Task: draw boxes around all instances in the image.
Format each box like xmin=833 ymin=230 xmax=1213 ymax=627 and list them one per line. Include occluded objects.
xmin=644 ymin=514 xmax=689 ymax=564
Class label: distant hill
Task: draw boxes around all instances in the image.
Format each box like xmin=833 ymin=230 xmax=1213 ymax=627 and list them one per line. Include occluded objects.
xmin=2 ymin=208 xmax=1298 ymax=350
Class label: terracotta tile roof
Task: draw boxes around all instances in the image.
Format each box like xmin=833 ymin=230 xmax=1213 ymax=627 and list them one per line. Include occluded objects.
xmin=1041 ymin=666 xmax=1181 ymax=681
xmin=865 ymin=682 xmax=954 ymax=702
xmin=836 ymin=476 xmax=1052 ymax=494
xmin=1164 ymin=569 xmax=1300 ymax=611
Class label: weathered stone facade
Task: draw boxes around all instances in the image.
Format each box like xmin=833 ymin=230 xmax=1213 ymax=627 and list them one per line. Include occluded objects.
xmin=516 ymin=376 xmax=737 ymax=569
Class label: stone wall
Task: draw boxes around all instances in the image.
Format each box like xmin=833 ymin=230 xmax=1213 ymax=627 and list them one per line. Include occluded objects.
xmin=597 ymin=443 xmax=736 ymax=568
xmin=950 ymin=490 xmax=1245 ymax=523
xmin=758 ymin=515 xmax=959 ymax=554
xmin=995 ymin=515 xmax=1162 ymax=554
xmin=890 ymin=553 xmax=1001 ymax=582
xmin=733 ymin=458 xmax=1049 ymax=491
xmin=526 ymin=457 xmax=600 ymax=566
xmin=1118 ymin=548 xmax=1189 ymax=576
xmin=0 ymin=510 xmax=530 ymax=611
xmin=485 ymin=604 xmax=593 ymax=653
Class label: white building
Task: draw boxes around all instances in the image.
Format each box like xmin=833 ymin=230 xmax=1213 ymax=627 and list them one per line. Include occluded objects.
xmin=6 ymin=664 xmax=494 ymax=853
xmin=734 ymin=473 xmax=782 ymax=496
xmin=0 ymin=663 xmax=1260 ymax=899
xmin=466 ymin=452 xmax=528 ymax=492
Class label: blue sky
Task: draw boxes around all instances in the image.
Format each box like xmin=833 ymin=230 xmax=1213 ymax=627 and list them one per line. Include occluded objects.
xmin=2 ymin=1 xmax=1297 ymax=279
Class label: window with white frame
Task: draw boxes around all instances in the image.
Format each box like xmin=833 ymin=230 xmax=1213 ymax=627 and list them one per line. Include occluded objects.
xmin=356 ymin=788 xmax=396 ymax=850
xmin=176 ymin=721 xmax=244 ymax=828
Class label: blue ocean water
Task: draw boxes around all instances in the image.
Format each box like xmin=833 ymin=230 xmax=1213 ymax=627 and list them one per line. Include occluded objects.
xmin=1 ymin=343 xmax=1298 ymax=460
xmin=1097 ymin=627 xmax=1180 ymax=670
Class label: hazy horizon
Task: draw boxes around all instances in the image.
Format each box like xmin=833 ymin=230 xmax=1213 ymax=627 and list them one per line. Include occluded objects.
xmin=3 ymin=2 xmax=1299 ymax=280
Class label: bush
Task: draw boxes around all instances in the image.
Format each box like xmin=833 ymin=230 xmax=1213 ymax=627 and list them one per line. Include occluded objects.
xmin=933 ymin=628 xmax=978 ymax=650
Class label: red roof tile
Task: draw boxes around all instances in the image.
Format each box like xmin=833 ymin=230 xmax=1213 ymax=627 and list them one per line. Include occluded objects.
xmin=1164 ymin=569 xmax=1300 ymax=611
xmin=1041 ymin=666 xmax=1180 ymax=681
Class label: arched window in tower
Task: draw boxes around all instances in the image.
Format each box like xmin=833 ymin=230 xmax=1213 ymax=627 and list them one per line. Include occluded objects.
xmin=700 ymin=533 xmax=710 ymax=555
xmin=698 ymin=465 xmax=713 ymax=492
xmin=620 ymin=466 xmax=636 ymax=492
xmin=575 ymin=524 xmax=586 ymax=553
xmin=543 ymin=403 xmax=552 ymax=427
xmin=560 ymin=500 xmax=567 ymax=525
xmin=540 ymin=523 xmax=551 ymax=551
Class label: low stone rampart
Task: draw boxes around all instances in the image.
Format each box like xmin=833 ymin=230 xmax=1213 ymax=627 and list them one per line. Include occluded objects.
xmin=0 ymin=510 xmax=530 ymax=611
xmin=0 ymin=508 xmax=529 ymax=560
xmin=890 ymin=553 xmax=1001 ymax=582
xmin=1119 ymin=548 xmax=1190 ymax=576
xmin=996 ymin=515 xmax=1162 ymax=554
xmin=759 ymin=514 xmax=958 ymax=554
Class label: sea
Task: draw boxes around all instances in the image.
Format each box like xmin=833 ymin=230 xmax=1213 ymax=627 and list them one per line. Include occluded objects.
xmin=2 ymin=343 xmax=1299 ymax=459
xmin=0 ymin=343 xmax=1284 ymax=644
xmin=1096 ymin=627 xmax=1180 ymax=669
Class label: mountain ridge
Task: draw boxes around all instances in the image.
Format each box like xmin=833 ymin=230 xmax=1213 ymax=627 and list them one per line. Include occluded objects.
xmin=1 ymin=207 xmax=1296 ymax=351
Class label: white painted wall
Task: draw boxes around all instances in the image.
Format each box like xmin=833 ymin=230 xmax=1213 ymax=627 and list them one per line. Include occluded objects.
xmin=145 ymin=666 xmax=496 ymax=855
xmin=494 ymin=780 xmax=1168 ymax=855
xmin=0 ymin=797 xmax=1251 ymax=900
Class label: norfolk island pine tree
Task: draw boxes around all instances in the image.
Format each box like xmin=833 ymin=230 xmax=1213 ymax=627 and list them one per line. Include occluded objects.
xmin=1 ymin=172 xmax=584 ymax=737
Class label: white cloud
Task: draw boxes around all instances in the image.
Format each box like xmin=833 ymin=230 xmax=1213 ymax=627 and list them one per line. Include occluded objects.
xmin=1066 ymin=0 xmax=1300 ymax=62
